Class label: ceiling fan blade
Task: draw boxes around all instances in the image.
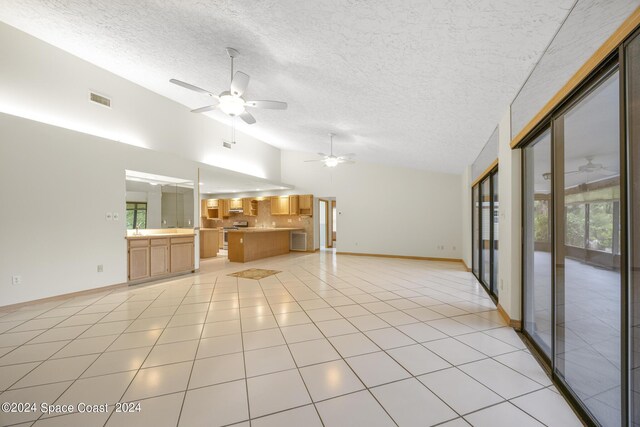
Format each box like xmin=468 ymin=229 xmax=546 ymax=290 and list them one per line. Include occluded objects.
xmin=170 ymin=79 xmax=216 ymax=97
xmin=239 ymin=111 xmax=256 ymax=125
xmin=245 ymin=100 xmax=288 ymax=110
xmin=304 ymin=159 xmax=323 ymax=162
xmin=230 ymin=71 xmax=250 ymax=96
xmin=191 ymin=105 xmax=218 ymax=113
xmin=317 ymin=152 xmax=327 ymax=156
xmin=565 ymin=170 xmax=581 ymax=175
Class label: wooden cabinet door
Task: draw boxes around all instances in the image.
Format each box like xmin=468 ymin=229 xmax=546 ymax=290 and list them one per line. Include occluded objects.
xmin=206 ymin=199 xmax=218 ymax=208
xmin=171 ymin=242 xmax=194 ymax=273
xmin=289 ymin=195 xmax=299 ymax=215
xmin=270 ymin=197 xmax=280 ymax=215
xmin=219 ymin=199 xmax=230 ymax=217
xmin=219 ymin=230 xmax=224 ymax=249
xmin=230 ymin=199 xmax=242 ymax=210
xmin=280 ymin=197 xmax=290 ymax=215
xmin=150 ymin=245 xmax=169 ymax=276
xmin=298 ymin=195 xmax=313 ymax=216
xmin=128 ymin=246 xmax=149 ymax=281
xmin=242 ymin=198 xmax=254 ymax=216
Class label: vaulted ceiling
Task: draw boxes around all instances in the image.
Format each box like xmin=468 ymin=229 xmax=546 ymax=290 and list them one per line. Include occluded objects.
xmin=0 ymin=0 xmax=574 ymax=173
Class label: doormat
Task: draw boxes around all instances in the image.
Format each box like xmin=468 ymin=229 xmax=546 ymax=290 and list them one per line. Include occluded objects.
xmin=228 ymin=268 xmax=281 ymax=280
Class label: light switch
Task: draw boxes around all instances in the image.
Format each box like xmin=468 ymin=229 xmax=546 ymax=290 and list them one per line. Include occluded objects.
xmin=105 ymin=212 xmax=113 ymax=221
xmin=113 ymin=212 xmax=119 ymax=221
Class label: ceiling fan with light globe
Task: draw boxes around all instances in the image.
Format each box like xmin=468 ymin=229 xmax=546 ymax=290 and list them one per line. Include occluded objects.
xmin=169 ymin=47 xmax=287 ymax=125
xmin=305 ymin=133 xmax=355 ymax=168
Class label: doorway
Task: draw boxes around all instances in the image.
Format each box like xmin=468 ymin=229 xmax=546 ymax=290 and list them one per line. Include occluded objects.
xmin=319 ymin=198 xmax=336 ymax=250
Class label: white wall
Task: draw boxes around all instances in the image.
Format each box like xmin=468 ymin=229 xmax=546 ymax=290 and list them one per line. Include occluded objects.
xmin=0 ymin=22 xmax=281 ymax=181
xmin=497 ymin=109 xmax=522 ymax=320
xmin=281 ymin=151 xmax=462 ymax=259
xmin=0 ymin=113 xmax=277 ymax=306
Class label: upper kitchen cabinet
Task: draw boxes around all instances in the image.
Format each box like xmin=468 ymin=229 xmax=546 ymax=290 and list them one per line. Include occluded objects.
xmin=289 ymin=195 xmax=299 ymax=215
xmin=219 ymin=199 xmax=230 ymax=218
xmin=202 ymin=198 xmax=229 ymax=219
xmin=270 ymin=196 xmax=290 ymax=215
xmin=299 ymin=195 xmax=313 ymax=216
xmin=243 ymin=198 xmax=258 ymax=216
xmin=229 ymin=199 xmax=242 ymax=210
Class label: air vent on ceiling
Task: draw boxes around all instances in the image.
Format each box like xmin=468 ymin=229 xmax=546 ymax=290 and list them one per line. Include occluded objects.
xmin=89 ymin=91 xmax=111 ymax=108
xmin=222 ymin=141 xmax=233 ymax=149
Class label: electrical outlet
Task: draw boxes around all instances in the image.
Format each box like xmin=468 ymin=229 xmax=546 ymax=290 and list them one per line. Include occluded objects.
xmin=271 ymin=221 xmax=276 ymax=226
xmin=287 ymin=219 xmax=292 ymax=223
xmin=105 ymin=212 xmax=112 ymax=221
xmin=112 ymin=212 xmax=119 ymax=221
xmin=12 ymin=275 xmax=22 ymax=285
xmin=97 ymin=265 xmax=104 ymax=273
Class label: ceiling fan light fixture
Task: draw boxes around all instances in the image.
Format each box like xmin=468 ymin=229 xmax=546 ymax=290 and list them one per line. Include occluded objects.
xmin=324 ymin=157 xmax=339 ymax=167
xmin=219 ymin=94 xmax=245 ymax=116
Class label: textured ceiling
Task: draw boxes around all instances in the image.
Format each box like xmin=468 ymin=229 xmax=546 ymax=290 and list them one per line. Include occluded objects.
xmin=0 ymin=0 xmax=574 ymax=173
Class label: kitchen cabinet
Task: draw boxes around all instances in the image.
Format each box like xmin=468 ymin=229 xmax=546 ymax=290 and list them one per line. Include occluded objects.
xmin=219 ymin=199 xmax=230 ymax=218
xmin=299 ymin=195 xmax=313 ymax=216
xmin=150 ymin=238 xmax=169 ymax=276
xmin=170 ymin=236 xmax=195 ymax=273
xmin=128 ymin=239 xmax=149 ymax=281
xmin=206 ymin=199 xmax=218 ymax=209
xmin=289 ymin=195 xmax=299 ymax=215
xmin=127 ymin=234 xmax=195 ymax=283
xmin=199 ymin=229 xmax=219 ymax=259
xmin=243 ymin=198 xmax=258 ymax=216
xmin=270 ymin=196 xmax=290 ymax=215
xmin=219 ymin=230 xmax=224 ymax=249
xmin=229 ymin=199 xmax=242 ymax=210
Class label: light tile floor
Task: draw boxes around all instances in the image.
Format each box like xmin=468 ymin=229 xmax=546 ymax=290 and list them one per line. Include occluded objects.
xmin=0 ymin=252 xmax=582 ymax=426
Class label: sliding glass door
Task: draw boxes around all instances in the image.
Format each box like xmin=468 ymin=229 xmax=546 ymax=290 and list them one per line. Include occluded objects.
xmin=523 ymin=129 xmax=553 ymax=358
xmin=473 ymin=185 xmax=480 ymax=277
xmin=555 ymin=68 xmax=621 ymax=427
xmin=472 ymin=168 xmax=499 ymax=301
xmin=522 ymin=61 xmax=625 ymax=426
xmin=627 ymin=31 xmax=640 ymax=426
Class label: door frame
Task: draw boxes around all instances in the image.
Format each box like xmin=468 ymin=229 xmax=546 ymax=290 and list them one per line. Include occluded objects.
xmin=319 ymin=199 xmax=331 ymax=248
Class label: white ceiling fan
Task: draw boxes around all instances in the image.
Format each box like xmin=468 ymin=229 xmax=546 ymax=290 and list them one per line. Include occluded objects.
xmin=305 ymin=133 xmax=355 ymax=167
xmin=169 ymin=47 xmax=287 ymax=125
xmin=542 ymin=156 xmax=618 ymax=181
xmin=566 ymin=156 xmax=617 ymax=176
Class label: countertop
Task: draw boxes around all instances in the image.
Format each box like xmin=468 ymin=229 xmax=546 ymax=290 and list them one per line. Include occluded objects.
xmin=200 ymin=228 xmax=221 ymax=231
xmin=227 ymin=227 xmax=304 ymax=233
xmin=126 ymin=233 xmax=196 ymax=240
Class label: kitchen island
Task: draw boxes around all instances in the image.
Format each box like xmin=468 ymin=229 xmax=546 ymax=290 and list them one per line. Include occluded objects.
xmin=227 ymin=228 xmax=304 ymax=262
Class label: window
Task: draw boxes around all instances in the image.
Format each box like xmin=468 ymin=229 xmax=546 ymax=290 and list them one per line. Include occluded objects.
xmin=565 ymin=203 xmax=585 ymax=248
xmin=587 ymin=201 xmax=613 ymax=252
xmin=126 ymin=202 xmax=147 ymax=229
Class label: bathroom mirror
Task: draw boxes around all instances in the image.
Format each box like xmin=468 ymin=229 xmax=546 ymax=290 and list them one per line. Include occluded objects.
xmin=125 ymin=170 xmax=194 ymax=229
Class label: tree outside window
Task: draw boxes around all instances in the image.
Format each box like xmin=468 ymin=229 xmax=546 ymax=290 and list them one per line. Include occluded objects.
xmin=126 ymin=202 xmax=147 ymax=229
